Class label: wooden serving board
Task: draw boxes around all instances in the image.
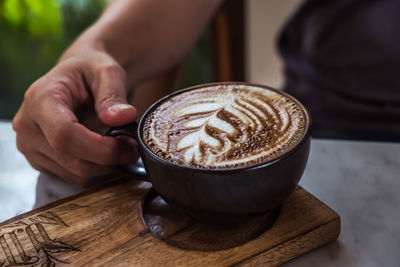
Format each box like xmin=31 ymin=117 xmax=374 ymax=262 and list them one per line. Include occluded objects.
xmin=0 ymin=178 xmax=340 ymax=267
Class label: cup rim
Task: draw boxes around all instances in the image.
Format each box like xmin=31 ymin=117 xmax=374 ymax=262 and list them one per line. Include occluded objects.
xmin=137 ymin=81 xmax=312 ymax=173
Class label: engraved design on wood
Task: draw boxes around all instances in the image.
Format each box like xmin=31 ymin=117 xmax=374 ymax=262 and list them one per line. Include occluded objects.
xmin=0 ymin=206 xmax=83 ymax=267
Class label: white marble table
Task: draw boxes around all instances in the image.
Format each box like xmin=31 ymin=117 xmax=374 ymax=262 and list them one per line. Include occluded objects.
xmin=0 ymin=121 xmax=38 ymax=220
xmin=0 ymin=121 xmax=399 ymax=267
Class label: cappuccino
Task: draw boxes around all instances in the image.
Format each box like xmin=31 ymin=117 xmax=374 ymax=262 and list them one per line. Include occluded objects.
xmin=142 ymin=84 xmax=307 ymax=168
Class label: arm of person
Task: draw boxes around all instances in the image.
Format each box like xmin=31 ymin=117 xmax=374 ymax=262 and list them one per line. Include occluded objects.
xmin=12 ymin=0 xmax=223 ymax=187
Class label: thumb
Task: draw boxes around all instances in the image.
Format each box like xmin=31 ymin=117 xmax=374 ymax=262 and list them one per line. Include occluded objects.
xmin=91 ymin=63 xmax=137 ymax=127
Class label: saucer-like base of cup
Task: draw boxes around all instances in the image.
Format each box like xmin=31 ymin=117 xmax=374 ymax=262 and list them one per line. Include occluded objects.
xmin=141 ymin=189 xmax=281 ymax=251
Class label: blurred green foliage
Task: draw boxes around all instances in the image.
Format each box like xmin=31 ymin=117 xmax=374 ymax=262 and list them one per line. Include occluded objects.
xmin=0 ymin=0 xmax=107 ymax=118
xmin=0 ymin=0 xmax=211 ymax=119
xmin=2 ymin=0 xmax=62 ymax=36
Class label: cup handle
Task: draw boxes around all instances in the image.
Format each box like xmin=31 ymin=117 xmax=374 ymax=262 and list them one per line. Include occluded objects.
xmin=105 ymin=122 xmax=149 ymax=182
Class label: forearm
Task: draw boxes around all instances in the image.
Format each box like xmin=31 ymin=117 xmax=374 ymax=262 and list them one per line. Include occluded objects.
xmin=63 ymin=0 xmax=223 ymax=88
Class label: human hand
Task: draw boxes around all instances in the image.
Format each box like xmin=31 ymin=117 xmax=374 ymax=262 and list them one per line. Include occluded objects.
xmin=12 ymin=45 xmax=138 ymax=187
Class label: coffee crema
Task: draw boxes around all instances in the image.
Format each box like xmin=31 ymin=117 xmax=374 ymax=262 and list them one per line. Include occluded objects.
xmin=142 ymin=84 xmax=307 ymax=168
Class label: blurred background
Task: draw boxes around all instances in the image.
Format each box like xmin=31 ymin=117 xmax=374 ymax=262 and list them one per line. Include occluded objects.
xmin=0 ymin=0 xmax=107 ymax=118
xmin=0 ymin=0 xmax=301 ymax=120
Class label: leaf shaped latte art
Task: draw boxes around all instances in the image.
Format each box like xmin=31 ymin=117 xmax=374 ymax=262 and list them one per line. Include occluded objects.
xmin=143 ymin=85 xmax=306 ymax=168
xmin=175 ymin=95 xmax=280 ymax=165
xmin=177 ymin=111 xmax=236 ymax=164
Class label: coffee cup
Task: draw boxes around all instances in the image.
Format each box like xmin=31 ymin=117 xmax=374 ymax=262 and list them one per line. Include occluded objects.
xmin=106 ymin=82 xmax=311 ymax=222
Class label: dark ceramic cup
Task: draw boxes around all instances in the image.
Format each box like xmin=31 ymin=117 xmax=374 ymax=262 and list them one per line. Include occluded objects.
xmin=106 ymin=82 xmax=311 ymax=222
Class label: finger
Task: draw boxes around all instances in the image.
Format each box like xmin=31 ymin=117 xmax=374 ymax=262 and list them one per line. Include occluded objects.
xmin=29 ymin=152 xmax=115 ymax=188
xmin=25 ymin=151 xmax=81 ymax=185
xmin=34 ymin=93 xmax=138 ymax=166
xmin=15 ymin=116 xmax=118 ymax=187
xmin=15 ymin=122 xmax=121 ymax=178
xmin=89 ymin=61 xmax=137 ymax=126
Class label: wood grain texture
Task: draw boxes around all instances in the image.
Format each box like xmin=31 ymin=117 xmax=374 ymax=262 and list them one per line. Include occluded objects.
xmin=142 ymin=188 xmax=282 ymax=251
xmin=0 ymin=179 xmax=340 ymax=267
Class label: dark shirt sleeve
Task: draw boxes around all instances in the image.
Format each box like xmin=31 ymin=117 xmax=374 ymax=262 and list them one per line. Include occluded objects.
xmin=278 ymin=0 xmax=400 ymax=139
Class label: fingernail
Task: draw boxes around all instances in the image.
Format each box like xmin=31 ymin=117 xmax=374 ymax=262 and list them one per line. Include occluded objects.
xmin=109 ymin=104 xmax=133 ymax=114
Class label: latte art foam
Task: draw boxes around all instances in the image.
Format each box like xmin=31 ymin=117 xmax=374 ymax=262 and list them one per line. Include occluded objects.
xmin=142 ymin=85 xmax=307 ymax=168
